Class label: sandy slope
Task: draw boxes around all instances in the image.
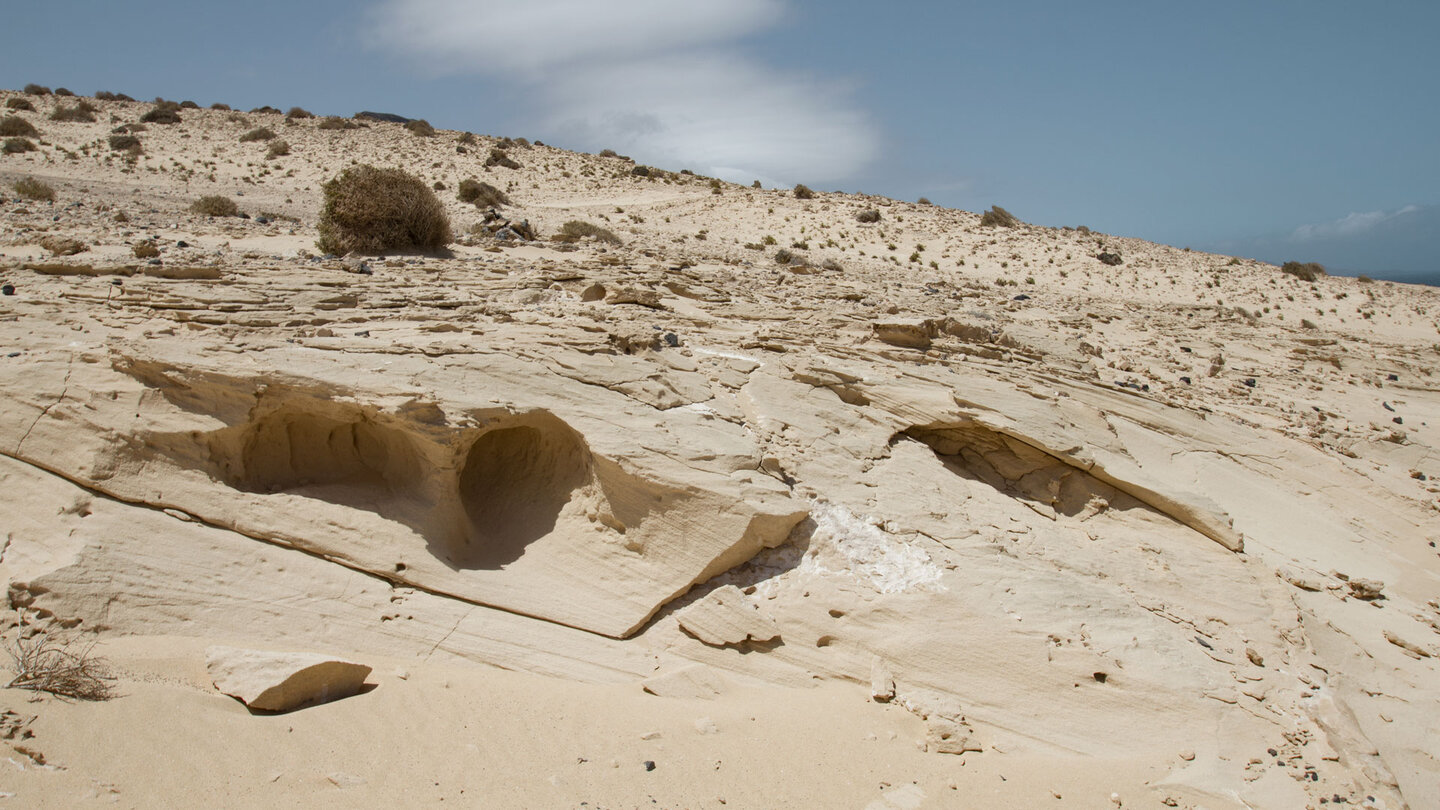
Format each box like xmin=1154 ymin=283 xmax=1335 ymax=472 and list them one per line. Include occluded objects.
xmin=1 ymin=90 xmax=1438 ymax=809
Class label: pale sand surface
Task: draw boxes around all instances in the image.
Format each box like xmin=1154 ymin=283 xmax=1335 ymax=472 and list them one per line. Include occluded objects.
xmin=1 ymin=91 xmax=1437 ymax=809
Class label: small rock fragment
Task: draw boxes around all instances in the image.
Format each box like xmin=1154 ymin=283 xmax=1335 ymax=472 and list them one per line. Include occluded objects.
xmin=676 ymin=585 xmax=780 ymax=647
xmin=206 ymin=646 xmax=372 ymax=713
xmin=871 ymin=658 xmax=896 ymax=703
xmin=1347 ymin=578 xmax=1384 ymax=600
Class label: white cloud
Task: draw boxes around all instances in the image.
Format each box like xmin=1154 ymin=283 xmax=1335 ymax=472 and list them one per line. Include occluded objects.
xmin=1290 ymin=205 xmax=1420 ymax=241
xmin=363 ymin=0 xmax=876 ymax=184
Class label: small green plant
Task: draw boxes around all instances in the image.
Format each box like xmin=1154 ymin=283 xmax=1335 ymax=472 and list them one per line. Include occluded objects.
xmin=0 ymin=116 xmax=40 ymax=137
xmin=317 ymin=165 xmax=452 ymax=255
xmin=979 ymin=206 xmax=1019 ymax=227
xmin=190 ymin=195 xmax=240 ymax=217
xmin=239 ymin=127 xmax=276 ymax=142
xmin=457 ymin=178 xmax=510 ymax=207
xmin=793 ymin=183 xmax=815 ymax=200
xmin=556 ymin=220 xmax=621 ymax=245
xmin=13 ymin=176 xmax=55 ymax=201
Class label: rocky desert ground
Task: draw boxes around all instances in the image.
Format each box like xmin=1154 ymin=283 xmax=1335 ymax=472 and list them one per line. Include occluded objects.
xmin=0 ymin=88 xmax=1438 ymax=809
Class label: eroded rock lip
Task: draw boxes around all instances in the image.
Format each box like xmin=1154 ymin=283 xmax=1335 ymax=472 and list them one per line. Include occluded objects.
xmin=206 ymin=646 xmax=372 ymax=713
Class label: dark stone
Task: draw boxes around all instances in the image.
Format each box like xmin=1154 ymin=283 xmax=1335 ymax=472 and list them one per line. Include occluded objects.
xmin=1243 ymin=378 xmax=1256 ymax=388
xmin=147 ymin=259 xmax=162 ymax=266
xmin=255 ymin=217 xmax=270 ymax=224
xmin=663 ymin=332 xmax=679 ymax=347
xmin=1179 ymin=376 xmax=1191 ymax=384
xmin=354 ymin=111 xmax=411 ymax=124
xmin=175 ymin=240 xmax=189 ymax=248
xmin=1096 ymin=252 xmax=1123 ymax=266
xmin=1012 ymin=294 xmax=1030 ymax=301
xmin=643 ymin=761 xmax=656 ymax=772
xmin=0 ymin=284 xmax=13 ymax=296
xmin=1387 ymin=373 xmax=1399 ymax=381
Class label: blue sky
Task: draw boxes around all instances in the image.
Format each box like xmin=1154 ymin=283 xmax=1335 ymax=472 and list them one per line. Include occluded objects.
xmin=4 ymin=1 xmax=1436 ymax=282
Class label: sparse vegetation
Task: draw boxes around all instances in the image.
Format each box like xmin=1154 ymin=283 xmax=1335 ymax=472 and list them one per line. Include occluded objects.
xmin=94 ymin=90 xmax=133 ymax=101
xmin=856 ymin=208 xmax=881 ymax=223
xmin=486 ymin=148 xmax=520 ymax=169
xmin=140 ymin=105 xmax=182 ymax=124
xmin=0 ymin=116 xmax=40 ymax=137
xmin=23 ymin=84 xmax=51 ymax=96
xmin=12 ymin=176 xmax=55 ymax=201
xmin=917 ymin=197 xmax=932 ymax=205
xmin=250 ymin=105 xmax=281 ymax=115
xmin=266 ymin=140 xmax=291 ymax=158
xmin=793 ymin=184 xmax=815 ymax=200
xmin=132 ymin=242 xmax=160 ymax=259
xmin=404 ymin=119 xmax=436 ymax=137
xmin=49 ymin=100 xmax=97 ymax=122
xmin=4 ymin=610 xmax=114 ymax=701
xmin=2 ymin=137 xmax=36 ymax=154
xmin=457 ymin=178 xmax=510 ymax=207
xmin=556 ymin=220 xmax=621 ymax=245
xmin=107 ymin=134 xmax=141 ymax=152
xmin=239 ymin=127 xmax=277 ymax=142
xmin=317 ymin=116 xmax=358 ymax=130
xmin=285 ymin=106 xmax=314 ymax=119
xmin=5 ymin=97 xmax=34 ymax=111
xmin=54 ymin=87 xmax=74 ymax=97
xmin=317 ymin=165 xmax=453 ymax=255
xmin=980 ymin=206 xmax=1020 ymax=227
xmin=190 ymin=195 xmax=240 ymax=217
xmin=1280 ymin=261 xmax=1326 ymax=282
xmin=456 ymin=132 xmax=478 ymax=146
xmin=210 ymin=102 xmax=232 ymax=111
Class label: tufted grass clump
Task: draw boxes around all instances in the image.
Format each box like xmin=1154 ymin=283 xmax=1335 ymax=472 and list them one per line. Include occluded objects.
xmin=49 ymin=100 xmax=97 ymax=123
xmin=23 ymin=84 xmax=51 ymax=96
xmin=404 ymin=119 xmax=436 ymax=137
xmin=3 ymin=138 xmax=37 ymax=154
xmin=140 ymin=105 xmax=181 ymax=124
xmin=317 ymin=165 xmax=453 ymax=255
xmin=190 ymin=195 xmax=240 ymax=217
xmin=793 ymin=183 xmax=815 ymax=200
xmin=4 ymin=610 xmax=114 ymax=701
xmin=239 ymin=127 xmax=276 ymax=142
xmin=979 ymin=205 xmax=1020 ymax=227
xmin=856 ymin=208 xmax=881 ymax=223
xmin=266 ymin=140 xmax=291 ymax=158
xmin=0 ymin=116 xmax=39 ymax=137
xmin=5 ymin=97 xmax=35 ymax=111
xmin=556 ymin=220 xmax=621 ymax=245
xmin=13 ymin=176 xmax=55 ymax=201
xmin=1280 ymin=261 xmax=1326 ymax=282
xmin=457 ymin=178 xmax=510 ymax=207
xmin=107 ymin=134 xmax=141 ymax=152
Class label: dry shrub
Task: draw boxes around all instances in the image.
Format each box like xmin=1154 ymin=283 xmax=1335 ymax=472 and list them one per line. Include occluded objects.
xmin=132 ymin=242 xmax=160 ymax=258
xmin=94 ymin=90 xmax=133 ymax=101
xmin=250 ymin=105 xmax=281 ymax=115
xmin=190 ymin=195 xmax=240 ymax=217
xmin=239 ymin=127 xmax=276 ymax=142
xmin=0 ymin=116 xmax=39 ymax=137
xmin=556 ymin=220 xmax=621 ymax=245
xmin=317 ymin=165 xmax=453 ymax=255
xmin=317 ymin=116 xmax=358 ymax=130
xmin=793 ymin=183 xmax=815 ymax=200
xmin=49 ymin=101 xmax=97 ymax=123
xmin=5 ymin=97 xmax=34 ymax=111
xmin=3 ymin=137 xmax=36 ymax=154
xmin=266 ymin=140 xmax=291 ymax=158
xmin=54 ymin=87 xmax=74 ymax=97
xmin=286 ymin=106 xmax=314 ymax=119
xmin=210 ymin=102 xmax=231 ymax=111
xmin=140 ymin=106 xmax=181 ymax=124
xmin=457 ymin=178 xmax=510 ymax=207
xmin=179 ymin=100 xmax=199 ymax=109
xmin=23 ymin=84 xmax=51 ymax=96
xmin=405 ymin=119 xmax=436 ymax=137
xmin=455 ymin=131 xmax=478 ymax=146
xmin=485 ymin=148 xmax=520 ymax=169
xmin=979 ymin=205 xmax=1019 ymax=227
xmin=13 ymin=176 xmax=55 ymax=201
xmin=856 ymin=208 xmax=881 ymax=223
xmin=1281 ymin=261 xmax=1326 ymax=282
xmin=5 ymin=610 xmax=114 ymax=701
xmin=917 ymin=196 xmax=932 ymax=205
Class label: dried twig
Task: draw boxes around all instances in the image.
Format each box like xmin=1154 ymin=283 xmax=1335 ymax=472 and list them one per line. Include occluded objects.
xmin=4 ymin=609 xmax=115 ymax=701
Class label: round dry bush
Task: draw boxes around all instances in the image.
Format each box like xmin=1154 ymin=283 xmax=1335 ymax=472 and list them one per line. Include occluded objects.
xmin=855 ymin=208 xmax=881 ymax=223
xmin=317 ymin=165 xmax=453 ymax=255
xmin=140 ymin=107 xmax=182 ymax=125
xmin=5 ymin=97 xmax=35 ymax=111
xmin=108 ymin=134 xmax=141 ymax=151
xmin=266 ymin=140 xmax=291 ymax=158
xmin=0 ymin=116 xmax=40 ymax=137
xmin=3 ymin=138 xmax=37 ymax=154
xmin=457 ymin=178 xmax=510 ymax=207
xmin=239 ymin=127 xmax=275 ymax=142
xmin=190 ymin=195 xmax=240 ymax=217
xmin=405 ymin=119 xmax=436 ymax=137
